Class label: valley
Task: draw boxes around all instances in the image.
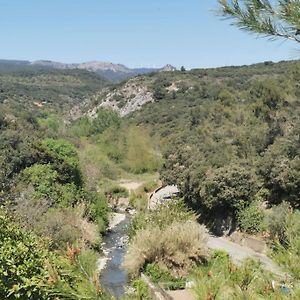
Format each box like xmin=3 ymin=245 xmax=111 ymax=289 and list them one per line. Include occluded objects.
xmin=1 ymin=59 xmax=300 ymax=299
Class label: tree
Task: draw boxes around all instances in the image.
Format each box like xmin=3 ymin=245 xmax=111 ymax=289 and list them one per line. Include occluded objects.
xmin=39 ymin=138 xmax=83 ymax=186
xmin=200 ymin=164 xmax=260 ymax=213
xmin=218 ymin=0 xmax=300 ymax=44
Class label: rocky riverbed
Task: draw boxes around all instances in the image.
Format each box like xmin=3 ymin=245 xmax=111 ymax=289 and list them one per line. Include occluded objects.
xmin=97 ymin=212 xmax=131 ymax=299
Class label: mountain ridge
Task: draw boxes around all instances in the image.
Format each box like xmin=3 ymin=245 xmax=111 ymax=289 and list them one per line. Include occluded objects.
xmin=0 ymin=59 xmax=176 ymax=82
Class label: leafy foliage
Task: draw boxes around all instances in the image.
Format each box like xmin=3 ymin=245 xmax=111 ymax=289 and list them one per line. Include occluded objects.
xmin=70 ymin=109 xmax=121 ymax=137
xmin=38 ymin=138 xmax=83 ymax=186
xmin=0 ymin=210 xmax=52 ymax=299
xmin=200 ymin=164 xmax=260 ymax=212
xmin=126 ymin=279 xmax=151 ymax=300
xmin=0 ymin=210 xmax=109 ymax=300
xmin=236 ymin=201 xmax=265 ymax=234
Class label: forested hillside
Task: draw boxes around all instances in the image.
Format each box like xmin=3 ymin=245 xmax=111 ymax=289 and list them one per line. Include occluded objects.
xmin=119 ymin=60 xmax=300 ymax=286
xmin=124 ymin=61 xmax=300 ymax=221
xmin=0 ymin=65 xmax=108 ymax=112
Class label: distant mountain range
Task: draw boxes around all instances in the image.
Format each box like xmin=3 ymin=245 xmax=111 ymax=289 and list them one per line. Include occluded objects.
xmin=0 ymin=59 xmax=176 ymax=82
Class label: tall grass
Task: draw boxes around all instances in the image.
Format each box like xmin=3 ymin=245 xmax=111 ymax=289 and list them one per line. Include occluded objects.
xmin=124 ymin=220 xmax=208 ymax=277
xmin=192 ymin=250 xmax=300 ymax=300
xmin=267 ymin=204 xmax=300 ymax=279
xmin=121 ymin=127 xmax=163 ymax=174
xmin=128 ymin=199 xmax=196 ymax=238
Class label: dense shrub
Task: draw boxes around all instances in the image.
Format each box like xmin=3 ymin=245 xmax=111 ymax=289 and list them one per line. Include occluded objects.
xmin=70 ymin=109 xmax=120 ymax=137
xmin=0 ymin=210 xmax=108 ymax=300
xmin=23 ymin=163 xmax=83 ymax=207
xmin=124 ymin=221 xmax=208 ymax=277
xmin=0 ymin=211 xmax=53 ymax=299
xmin=260 ymin=155 xmax=300 ymax=208
xmin=236 ymin=202 xmax=265 ymax=234
xmin=128 ymin=199 xmax=196 ymax=238
xmin=0 ymin=124 xmax=38 ymax=193
xmin=144 ymin=263 xmax=185 ymax=290
xmin=200 ymin=164 xmax=260 ymax=213
xmin=89 ymin=192 xmax=110 ymax=233
xmin=39 ymin=138 xmax=82 ymax=186
xmin=266 ymin=202 xmax=291 ymax=244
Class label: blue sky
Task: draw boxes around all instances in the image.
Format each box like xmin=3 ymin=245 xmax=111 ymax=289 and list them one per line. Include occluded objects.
xmin=0 ymin=0 xmax=297 ymax=69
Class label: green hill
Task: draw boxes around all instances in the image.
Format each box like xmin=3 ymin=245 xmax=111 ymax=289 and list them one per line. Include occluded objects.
xmin=0 ymin=66 xmax=109 ymax=113
xmin=80 ymin=59 xmax=300 ymax=233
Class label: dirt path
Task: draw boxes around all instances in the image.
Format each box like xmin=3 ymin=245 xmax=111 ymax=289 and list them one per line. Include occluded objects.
xmin=119 ymin=179 xmax=143 ymax=192
xmin=208 ymin=235 xmax=289 ymax=279
xmin=167 ymin=290 xmax=196 ymax=300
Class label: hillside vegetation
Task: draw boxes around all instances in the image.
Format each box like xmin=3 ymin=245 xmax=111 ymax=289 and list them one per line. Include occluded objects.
xmin=0 ymin=66 xmax=108 ymax=113
xmin=1 ymin=59 xmax=300 ymax=298
xmin=108 ymin=60 xmax=300 ymax=285
xmin=0 ymin=62 xmax=164 ymax=299
xmin=0 ymin=66 xmax=115 ymax=299
xmin=126 ymin=60 xmax=300 ymax=221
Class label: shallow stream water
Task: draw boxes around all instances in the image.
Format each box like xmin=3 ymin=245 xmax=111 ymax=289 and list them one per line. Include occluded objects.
xmin=100 ymin=214 xmax=130 ymax=299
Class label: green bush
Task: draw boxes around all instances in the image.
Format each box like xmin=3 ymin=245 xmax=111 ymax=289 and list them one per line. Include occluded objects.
xmin=0 ymin=210 xmax=108 ymax=300
xmin=23 ymin=163 xmax=83 ymax=207
xmin=39 ymin=138 xmax=82 ymax=186
xmin=23 ymin=163 xmax=58 ymax=199
xmin=127 ymin=279 xmax=151 ymax=300
xmin=70 ymin=109 xmax=120 ymax=137
xmin=145 ymin=263 xmax=185 ymax=290
xmin=266 ymin=202 xmax=290 ymax=244
xmin=237 ymin=202 xmax=265 ymax=234
xmin=128 ymin=199 xmax=196 ymax=238
xmin=0 ymin=210 xmax=52 ymax=300
xmin=89 ymin=192 xmax=110 ymax=233
xmin=38 ymin=115 xmax=64 ymax=134
xmin=200 ymin=164 xmax=260 ymax=213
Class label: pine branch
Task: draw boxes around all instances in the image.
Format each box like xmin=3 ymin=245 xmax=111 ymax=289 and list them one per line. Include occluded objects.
xmin=218 ymin=0 xmax=300 ymax=44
